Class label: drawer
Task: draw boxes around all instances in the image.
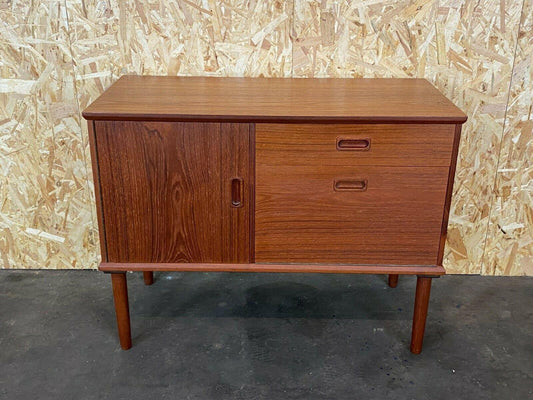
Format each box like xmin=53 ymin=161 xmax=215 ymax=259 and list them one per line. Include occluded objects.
xmin=256 ymin=124 xmax=456 ymax=167
xmin=255 ymin=164 xmax=450 ymax=265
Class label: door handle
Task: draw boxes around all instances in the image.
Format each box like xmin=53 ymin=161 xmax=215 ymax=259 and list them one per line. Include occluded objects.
xmin=336 ymin=137 xmax=371 ymax=151
xmin=231 ymin=178 xmax=243 ymax=207
xmin=334 ymin=179 xmax=368 ymax=192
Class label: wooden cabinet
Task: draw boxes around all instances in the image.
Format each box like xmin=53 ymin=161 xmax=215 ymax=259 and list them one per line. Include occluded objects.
xmin=84 ymin=76 xmax=467 ymax=354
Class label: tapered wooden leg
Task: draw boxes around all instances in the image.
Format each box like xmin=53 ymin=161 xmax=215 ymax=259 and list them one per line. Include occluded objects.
xmin=410 ymin=276 xmax=432 ymax=354
xmin=388 ymin=274 xmax=399 ymax=288
xmin=111 ymin=273 xmax=132 ymax=350
xmin=143 ymin=271 xmax=154 ymax=285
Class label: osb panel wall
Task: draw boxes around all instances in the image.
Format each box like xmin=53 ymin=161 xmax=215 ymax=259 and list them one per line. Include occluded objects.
xmin=0 ymin=0 xmax=531 ymax=275
xmin=484 ymin=0 xmax=533 ymax=275
xmin=0 ymin=1 xmax=97 ymax=269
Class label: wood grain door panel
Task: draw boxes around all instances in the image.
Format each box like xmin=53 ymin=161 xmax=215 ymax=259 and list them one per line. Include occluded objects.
xmin=95 ymin=121 xmax=251 ymax=263
xmin=255 ymin=163 xmax=449 ymax=265
xmin=256 ymin=124 xmax=455 ymax=167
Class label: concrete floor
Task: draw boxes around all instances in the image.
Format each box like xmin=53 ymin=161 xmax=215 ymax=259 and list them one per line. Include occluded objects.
xmin=0 ymin=271 xmax=531 ymax=400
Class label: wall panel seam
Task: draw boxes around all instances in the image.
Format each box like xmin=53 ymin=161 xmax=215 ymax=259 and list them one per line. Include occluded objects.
xmin=479 ymin=0 xmax=527 ymax=275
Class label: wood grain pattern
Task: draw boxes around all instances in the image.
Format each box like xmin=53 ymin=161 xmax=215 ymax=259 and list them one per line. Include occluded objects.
xmin=410 ymin=276 xmax=433 ymax=354
xmin=87 ymin=120 xmax=108 ymax=262
xmin=111 ymin=273 xmax=131 ymax=350
xmin=249 ymin=124 xmax=257 ymax=262
xmin=82 ymin=76 xmax=467 ymax=123
xmin=99 ymin=262 xmax=445 ymax=276
xmin=221 ymin=123 xmax=252 ymax=263
xmin=255 ymin=163 xmax=449 ymax=265
xmin=256 ymin=124 xmax=457 ymax=167
xmin=437 ymin=124 xmax=463 ymax=266
xmin=95 ymin=121 xmax=250 ymax=263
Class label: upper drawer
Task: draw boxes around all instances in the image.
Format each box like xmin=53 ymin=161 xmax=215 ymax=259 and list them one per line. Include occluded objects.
xmin=256 ymin=124 xmax=456 ymax=167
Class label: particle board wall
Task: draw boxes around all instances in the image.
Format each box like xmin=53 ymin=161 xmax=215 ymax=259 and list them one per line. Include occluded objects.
xmin=0 ymin=1 xmax=97 ymax=269
xmin=484 ymin=0 xmax=533 ymax=276
xmin=0 ymin=0 xmax=531 ymax=275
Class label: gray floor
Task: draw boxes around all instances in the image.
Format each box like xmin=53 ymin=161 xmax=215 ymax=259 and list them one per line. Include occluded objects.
xmin=0 ymin=271 xmax=531 ymax=400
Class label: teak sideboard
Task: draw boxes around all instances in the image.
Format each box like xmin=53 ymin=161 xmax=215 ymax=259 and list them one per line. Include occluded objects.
xmin=83 ymin=76 xmax=467 ymax=353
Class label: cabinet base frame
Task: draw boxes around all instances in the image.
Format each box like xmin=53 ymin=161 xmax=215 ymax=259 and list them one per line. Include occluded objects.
xmin=104 ymin=263 xmax=443 ymax=353
xmin=100 ymin=262 xmax=445 ymax=275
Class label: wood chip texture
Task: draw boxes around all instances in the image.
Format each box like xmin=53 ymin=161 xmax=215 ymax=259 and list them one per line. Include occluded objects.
xmin=0 ymin=0 xmax=531 ymax=275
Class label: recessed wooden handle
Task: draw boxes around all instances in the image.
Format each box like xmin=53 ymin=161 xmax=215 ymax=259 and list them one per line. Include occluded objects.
xmin=334 ymin=179 xmax=368 ymax=192
xmin=231 ymin=178 xmax=243 ymax=207
xmin=336 ymin=138 xmax=371 ymax=151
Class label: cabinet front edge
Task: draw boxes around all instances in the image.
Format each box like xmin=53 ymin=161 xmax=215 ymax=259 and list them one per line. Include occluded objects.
xmin=99 ymin=262 xmax=446 ymax=275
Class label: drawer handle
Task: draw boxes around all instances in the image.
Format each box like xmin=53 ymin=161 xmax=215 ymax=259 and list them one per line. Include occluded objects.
xmin=231 ymin=178 xmax=243 ymax=207
xmin=336 ymin=138 xmax=371 ymax=151
xmin=334 ymin=179 xmax=368 ymax=192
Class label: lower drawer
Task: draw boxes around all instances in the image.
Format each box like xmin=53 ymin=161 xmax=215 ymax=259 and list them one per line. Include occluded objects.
xmin=255 ymin=165 xmax=449 ymax=265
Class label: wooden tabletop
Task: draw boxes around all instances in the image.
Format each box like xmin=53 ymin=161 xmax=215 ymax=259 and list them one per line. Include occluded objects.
xmin=82 ymin=76 xmax=467 ymax=124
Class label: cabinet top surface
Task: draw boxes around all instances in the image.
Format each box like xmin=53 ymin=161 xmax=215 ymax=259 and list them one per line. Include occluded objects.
xmin=82 ymin=76 xmax=467 ymax=123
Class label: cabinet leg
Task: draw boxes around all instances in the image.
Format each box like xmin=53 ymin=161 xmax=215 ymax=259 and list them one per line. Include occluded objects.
xmin=410 ymin=276 xmax=432 ymax=354
xmin=388 ymin=274 xmax=399 ymax=288
xmin=111 ymin=273 xmax=132 ymax=350
xmin=143 ymin=271 xmax=154 ymax=285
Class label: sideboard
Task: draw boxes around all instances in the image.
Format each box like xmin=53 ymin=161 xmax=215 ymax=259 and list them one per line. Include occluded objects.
xmin=83 ymin=76 xmax=467 ymax=353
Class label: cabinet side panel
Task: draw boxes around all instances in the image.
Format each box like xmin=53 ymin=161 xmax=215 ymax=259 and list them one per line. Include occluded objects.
xmin=221 ymin=123 xmax=251 ymax=263
xmin=95 ymin=121 xmax=225 ymax=263
xmin=87 ymin=120 xmax=108 ymax=261
xmin=437 ymin=124 xmax=463 ymax=266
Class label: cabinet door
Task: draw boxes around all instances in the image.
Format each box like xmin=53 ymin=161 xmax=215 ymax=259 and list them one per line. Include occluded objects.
xmin=94 ymin=121 xmax=251 ymax=263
